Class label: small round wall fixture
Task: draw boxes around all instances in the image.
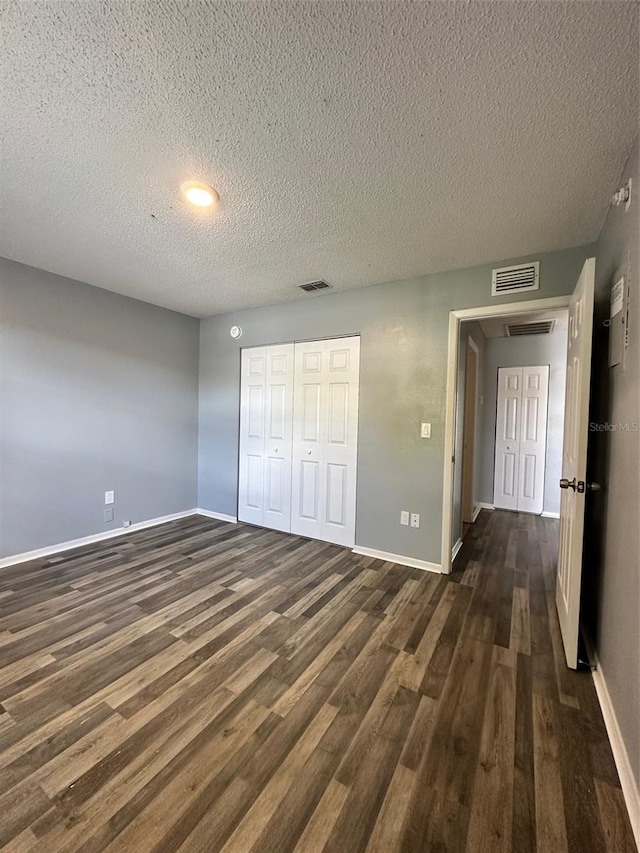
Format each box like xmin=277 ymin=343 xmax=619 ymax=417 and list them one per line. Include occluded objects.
xmin=230 ymin=325 xmax=242 ymax=340
xmin=180 ymin=180 xmax=219 ymax=209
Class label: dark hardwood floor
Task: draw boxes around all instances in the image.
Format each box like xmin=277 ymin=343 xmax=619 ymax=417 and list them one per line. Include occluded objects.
xmin=0 ymin=510 xmax=635 ymax=852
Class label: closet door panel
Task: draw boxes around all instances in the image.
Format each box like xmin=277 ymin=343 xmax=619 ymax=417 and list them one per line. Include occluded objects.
xmin=239 ymin=344 xmax=293 ymax=531
xmin=262 ymin=344 xmax=294 ymax=531
xmin=494 ymin=367 xmax=522 ymax=511
xmin=291 ymin=342 xmax=325 ymax=540
xmin=321 ymin=337 xmax=360 ymax=546
xmin=238 ymin=348 xmax=266 ymax=526
xmin=517 ymin=365 xmax=549 ymax=514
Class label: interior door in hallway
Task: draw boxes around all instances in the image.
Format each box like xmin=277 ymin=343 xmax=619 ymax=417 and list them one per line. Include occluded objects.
xmin=291 ymin=337 xmax=360 ymax=547
xmin=556 ymin=257 xmax=596 ymax=669
xmin=494 ymin=365 xmax=549 ymax=514
xmin=238 ymin=344 xmax=294 ymax=531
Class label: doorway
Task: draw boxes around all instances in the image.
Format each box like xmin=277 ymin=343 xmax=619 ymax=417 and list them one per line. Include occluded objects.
xmin=442 ymin=295 xmax=571 ymax=573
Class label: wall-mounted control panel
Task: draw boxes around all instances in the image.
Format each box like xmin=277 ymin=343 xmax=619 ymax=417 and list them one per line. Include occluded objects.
xmin=609 ymin=276 xmax=629 ymax=368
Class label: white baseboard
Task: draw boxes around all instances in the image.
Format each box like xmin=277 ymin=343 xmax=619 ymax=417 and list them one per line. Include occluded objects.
xmin=352 ymin=546 xmax=441 ymax=574
xmin=0 ymin=510 xmax=198 ymax=570
xmin=476 ymin=502 xmax=495 ymax=511
xmin=195 ymin=508 xmax=238 ymax=524
xmin=451 ymin=537 xmax=463 ymax=561
xmin=541 ymin=510 xmax=560 ymax=519
xmin=471 ymin=504 xmax=483 ymax=522
xmin=586 ymin=643 xmax=640 ymax=848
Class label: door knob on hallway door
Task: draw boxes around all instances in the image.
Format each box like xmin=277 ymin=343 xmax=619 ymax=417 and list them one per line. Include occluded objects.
xmin=560 ymin=478 xmax=577 ymax=491
xmin=307 ymin=450 xmax=312 ymax=455
xmin=273 ymin=448 xmax=278 ymax=453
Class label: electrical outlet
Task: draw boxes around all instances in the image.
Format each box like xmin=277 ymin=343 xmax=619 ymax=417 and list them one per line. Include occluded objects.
xmin=123 ymin=520 xmax=131 ymax=528
xmin=104 ymin=507 xmax=114 ymax=523
xmin=105 ymin=490 xmax=114 ymax=505
xmin=400 ymin=511 xmax=409 ymax=526
xmin=410 ymin=513 xmax=420 ymax=528
xmin=420 ymin=423 xmax=431 ymax=439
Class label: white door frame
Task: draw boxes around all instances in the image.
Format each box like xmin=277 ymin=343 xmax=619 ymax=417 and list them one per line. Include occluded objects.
xmin=460 ymin=333 xmax=480 ymax=531
xmin=441 ymin=295 xmax=570 ymax=574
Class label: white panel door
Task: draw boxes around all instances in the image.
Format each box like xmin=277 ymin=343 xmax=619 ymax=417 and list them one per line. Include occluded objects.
xmin=238 ymin=344 xmax=294 ymax=531
xmin=518 ymin=366 xmax=549 ymax=514
xmin=556 ymin=257 xmax=595 ymax=669
xmin=262 ymin=345 xmax=294 ymax=531
xmin=323 ymin=338 xmax=360 ymax=545
xmin=494 ymin=365 xmax=549 ymax=513
xmin=291 ymin=342 xmax=326 ymax=541
xmin=291 ymin=337 xmax=360 ymax=547
xmin=494 ymin=368 xmax=522 ymax=511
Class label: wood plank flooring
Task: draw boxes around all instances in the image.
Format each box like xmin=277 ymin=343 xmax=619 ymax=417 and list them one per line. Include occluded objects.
xmin=0 ymin=510 xmax=635 ymax=852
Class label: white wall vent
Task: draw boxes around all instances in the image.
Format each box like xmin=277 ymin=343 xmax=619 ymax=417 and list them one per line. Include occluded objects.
xmin=298 ymin=280 xmax=331 ymax=292
xmin=506 ymin=319 xmax=555 ymax=336
xmin=491 ymin=262 xmax=539 ymax=296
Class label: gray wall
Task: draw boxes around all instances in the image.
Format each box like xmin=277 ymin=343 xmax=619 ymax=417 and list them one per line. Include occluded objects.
xmin=0 ymin=258 xmax=200 ymax=558
xmin=478 ymin=327 xmax=568 ymax=516
xmin=452 ymin=321 xmax=486 ymax=545
xmin=198 ymin=244 xmax=592 ymax=564
xmin=586 ymin=134 xmax=639 ymax=791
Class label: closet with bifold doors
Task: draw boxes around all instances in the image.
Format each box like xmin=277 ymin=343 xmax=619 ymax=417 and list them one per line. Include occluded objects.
xmin=238 ymin=336 xmax=360 ymax=547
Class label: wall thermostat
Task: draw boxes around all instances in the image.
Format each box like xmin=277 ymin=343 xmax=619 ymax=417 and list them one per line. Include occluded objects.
xmin=230 ymin=325 xmax=242 ymax=340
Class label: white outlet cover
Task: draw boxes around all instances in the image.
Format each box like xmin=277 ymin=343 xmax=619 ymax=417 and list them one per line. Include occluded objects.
xmin=410 ymin=513 xmax=420 ymax=528
xmin=420 ymin=423 xmax=431 ymax=439
xmin=105 ymin=490 xmax=114 ymax=505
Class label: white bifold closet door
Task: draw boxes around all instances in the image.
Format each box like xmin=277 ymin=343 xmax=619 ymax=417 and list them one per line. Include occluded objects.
xmin=238 ymin=344 xmax=294 ymax=532
xmin=494 ymin=365 xmax=549 ymax=514
xmin=290 ymin=337 xmax=360 ymax=547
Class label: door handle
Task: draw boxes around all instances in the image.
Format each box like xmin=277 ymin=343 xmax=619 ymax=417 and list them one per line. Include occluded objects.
xmin=307 ymin=450 xmax=312 ymax=455
xmin=560 ymin=478 xmax=593 ymax=494
xmin=560 ymin=478 xmax=577 ymax=491
xmin=273 ymin=448 xmax=279 ymax=453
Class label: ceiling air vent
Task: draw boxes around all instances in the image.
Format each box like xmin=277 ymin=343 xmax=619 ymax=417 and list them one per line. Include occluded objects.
xmin=298 ymin=280 xmax=331 ymax=293
xmin=491 ymin=262 xmax=539 ymax=296
xmin=506 ymin=320 xmax=555 ymax=337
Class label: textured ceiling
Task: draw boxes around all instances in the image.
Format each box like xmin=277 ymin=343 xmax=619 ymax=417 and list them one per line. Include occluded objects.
xmin=1 ymin=2 xmax=638 ymax=317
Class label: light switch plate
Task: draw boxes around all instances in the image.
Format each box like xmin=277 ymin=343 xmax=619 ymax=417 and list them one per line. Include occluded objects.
xmin=420 ymin=423 xmax=431 ymax=439
xmin=400 ymin=511 xmax=409 ymax=526
xmin=105 ymin=490 xmax=114 ymax=505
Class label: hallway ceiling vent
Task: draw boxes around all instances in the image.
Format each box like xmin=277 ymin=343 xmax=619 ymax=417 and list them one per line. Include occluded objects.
xmin=491 ymin=261 xmax=540 ymax=296
xmin=505 ymin=319 xmax=555 ymax=336
xmin=298 ymin=280 xmax=332 ymax=293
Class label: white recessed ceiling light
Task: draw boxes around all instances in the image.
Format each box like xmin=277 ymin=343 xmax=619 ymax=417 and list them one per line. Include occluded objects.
xmin=181 ymin=180 xmax=219 ymax=209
